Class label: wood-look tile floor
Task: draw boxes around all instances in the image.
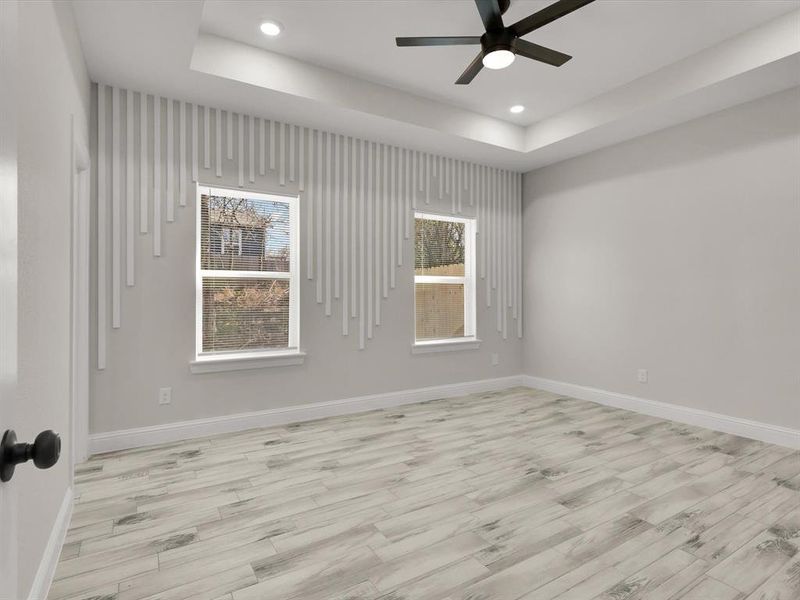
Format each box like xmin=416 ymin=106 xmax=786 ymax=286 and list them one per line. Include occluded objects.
xmin=51 ymin=387 xmax=800 ymax=600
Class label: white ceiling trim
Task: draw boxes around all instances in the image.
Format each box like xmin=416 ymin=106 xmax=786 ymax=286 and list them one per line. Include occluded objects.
xmin=191 ymin=34 xmax=526 ymax=152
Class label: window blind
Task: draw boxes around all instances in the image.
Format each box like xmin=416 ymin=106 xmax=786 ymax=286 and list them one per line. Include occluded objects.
xmin=201 ymin=278 xmax=290 ymax=353
xmin=415 ymin=218 xmax=465 ymax=277
xmin=200 ymin=194 xmax=291 ymax=272
xmin=415 ymin=282 xmax=465 ymax=340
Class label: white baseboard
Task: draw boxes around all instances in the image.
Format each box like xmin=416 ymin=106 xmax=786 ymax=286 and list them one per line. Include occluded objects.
xmin=89 ymin=375 xmax=524 ymax=454
xmin=523 ymin=375 xmax=800 ymax=450
xmin=89 ymin=373 xmax=799 ymax=454
xmin=27 ymin=486 xmax=72 ymax=600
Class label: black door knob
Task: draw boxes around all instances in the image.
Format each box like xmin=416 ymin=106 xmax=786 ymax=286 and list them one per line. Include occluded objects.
xmin=0 ymin=429 xmax=61 ymax=482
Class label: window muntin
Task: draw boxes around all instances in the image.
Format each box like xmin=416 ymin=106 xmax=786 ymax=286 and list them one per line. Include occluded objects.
xmin=414 ymin=213 xmax=476 ymax=343
xmin=196 ymin=186 xmax=299 ymax=360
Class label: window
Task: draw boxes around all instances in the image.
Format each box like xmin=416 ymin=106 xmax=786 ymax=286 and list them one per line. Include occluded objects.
xmin=414 ymin=212 xmax=476 ymax=345
xmin=195 ymin=186 xmax=300 ymax=365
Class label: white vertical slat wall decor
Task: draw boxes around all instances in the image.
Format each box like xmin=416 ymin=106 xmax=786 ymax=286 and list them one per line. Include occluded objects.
xmin=315 ymin=130 xmax=323 ymax=305
xmin=280 ymin=122 xmax=287 ymax=186
xmin=375 ymin=144 xmax=383 ymax=324
xmin=203 ymin=105 xmax=210 ymax=170
xmin=111 ymin=87 xmax=120 ymax=328
xmin=306 ymin=128 xmax=314 ymax=279
xmin=215 ymin=107 xmax=221 ymax=179
xmin=139 ymin=92 xmax=148 ymax=234
xmin=350 ymin=137 xmax=358 ymax=320
xmin=425 ymin=153 xmax=431 ymax=204
xmin=153 ymin=95 xmax=161 ymax=258
xmin=269 ymin=120 xmax=276 ymax=171
xmin=94 ymin=83 xmax=523 ymax=367
xmin=324 ymin=131 xmax=332 ymax=317
xmin=248 ymin=115 xmax=255 ymax=184
xmin=259 ymin=118 xmax=266 ymax=176
xmin=341 ymin=137 xmax=348 ymax=310
xmin=179 ymin=102 xmax=186 ymax=207
xmin=381 ymin=143 xmax=388 ymax=300
xmin=237 ymin=113 xmax=244 ymax=188
xmin=227 ymin=111 xmax=234 ymax=161
xmin=191 ymin=103 xmax=197 ymax=182
xmin=166 ymin=99 xmax=174 ymax=223
xmin=97 ymin=84 xmax=107 ymax=368
xmin=367 ymin=141 xmax=374 ymax=340
xmin=390 ymin=145 xmax=397 ymax=286
xmin=289 ymin=125 xmax=296 ymax=183
xmin=299 ymin=127 xmax=306 ymax=192
xmin=125 ymin=89 xmax=134 ymax=287
xmin=334 ymin=134 xmax=340 ymax=300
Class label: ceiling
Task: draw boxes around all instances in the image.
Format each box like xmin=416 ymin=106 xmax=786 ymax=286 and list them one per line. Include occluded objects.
xmin=72 ymin=0 xmax=800 ymax=170
xmin=200 ymin=0 xmax=797 ymax=125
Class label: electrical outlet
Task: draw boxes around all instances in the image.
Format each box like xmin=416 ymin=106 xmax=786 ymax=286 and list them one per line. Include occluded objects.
xmin=491 ymin=353 xmax=500 ymax=366
xmin=637 ymin=369 xmax=648 ymax=383
xmin=158 ymin=387 xmax=172 ymax=405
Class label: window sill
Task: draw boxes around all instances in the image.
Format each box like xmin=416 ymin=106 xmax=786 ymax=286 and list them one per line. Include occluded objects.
xmin=411 ymin=338 xmax=482 ymax=354
xmin=190 ymin=351 xmax=306 ymax=374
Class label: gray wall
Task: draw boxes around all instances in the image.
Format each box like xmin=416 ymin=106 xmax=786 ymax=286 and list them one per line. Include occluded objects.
xmin=522 ymin=87 xmax=800 ymax=429
xmin=16 ymin=1 xmax=90 ymax=595
xmin=91 ymin=88 xmax=524 ymax=435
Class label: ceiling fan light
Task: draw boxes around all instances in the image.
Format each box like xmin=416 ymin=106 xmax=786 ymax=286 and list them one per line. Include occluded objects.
xmin=259 ymin=21 xmax=282 ymax=36
xmin=482 ymin=49 xmax=515 ymax=70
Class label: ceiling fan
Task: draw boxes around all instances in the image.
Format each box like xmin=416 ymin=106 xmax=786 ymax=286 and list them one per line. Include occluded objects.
xmin=396 ymin=0 xmax=595 ymax=84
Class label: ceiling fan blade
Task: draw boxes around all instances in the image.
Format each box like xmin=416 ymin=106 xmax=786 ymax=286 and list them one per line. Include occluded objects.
xmin=511 ymin=0 xmax=596 ymax=37
xmin=396 ymin=36 xmax=481 ymax=47
xmin=474 ymin=0 xmax=504 ymax=32
xmin=455 ymin=51 xmax=485 ymax=85
xmin=512 ymin=39 xmax=572 ymax=67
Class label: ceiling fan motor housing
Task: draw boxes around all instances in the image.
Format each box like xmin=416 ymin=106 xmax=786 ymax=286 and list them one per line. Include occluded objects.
xmin=481 ymin=29 xmax=516 ymax=55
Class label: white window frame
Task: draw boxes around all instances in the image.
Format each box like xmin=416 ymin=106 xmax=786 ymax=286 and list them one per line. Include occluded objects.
xmin=193 ymin=184 xmax=301 ymax=369
xmin=413 ymin=211 xmax=477 ymax=349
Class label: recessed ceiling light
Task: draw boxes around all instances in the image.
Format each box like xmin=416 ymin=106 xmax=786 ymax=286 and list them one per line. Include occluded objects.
xmin=509 ymin=105 xmax=525 ymax=114
xmin=260 ymin=21 xmax=282 ymax=36
xmin=482 ymin=49 xmax=515 ymax=70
